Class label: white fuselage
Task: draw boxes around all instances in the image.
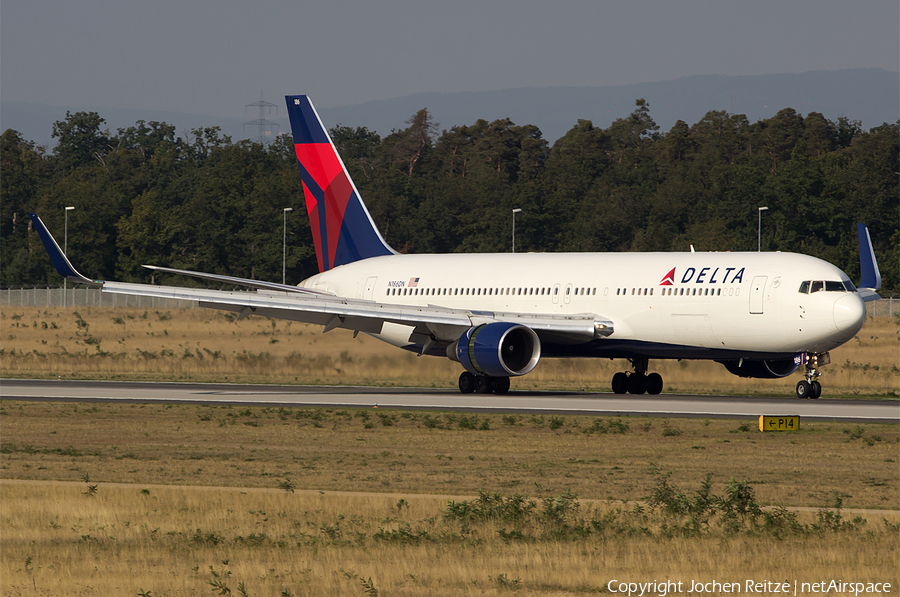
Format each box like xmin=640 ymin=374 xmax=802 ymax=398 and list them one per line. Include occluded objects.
xmin=300 ymin=251 xmax=866 ymax=360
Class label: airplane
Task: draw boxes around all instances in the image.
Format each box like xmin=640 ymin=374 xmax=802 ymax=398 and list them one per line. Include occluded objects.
xmin=29 ymin=95 xmax=882 ymax=400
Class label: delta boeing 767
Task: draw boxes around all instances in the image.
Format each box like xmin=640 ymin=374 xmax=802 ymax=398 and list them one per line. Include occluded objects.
xmin=29 ymin=95 xmax=882 ymax=399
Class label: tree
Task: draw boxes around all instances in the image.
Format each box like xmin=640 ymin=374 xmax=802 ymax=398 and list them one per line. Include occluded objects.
xmin=51 ymin=111 xmax=110 ymax=173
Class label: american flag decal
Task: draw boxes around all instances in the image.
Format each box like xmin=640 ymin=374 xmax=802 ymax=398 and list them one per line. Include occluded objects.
xmin=408 ymin=277 xmax=419 ymax=287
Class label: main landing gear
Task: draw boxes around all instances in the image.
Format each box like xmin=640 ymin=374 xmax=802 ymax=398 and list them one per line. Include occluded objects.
xmin=796 ymin=352 xmax=828 ymax=399
xmin=611 ymin=358 xmax=663 ymax=395
xmin=458 ymin=372 xmax=511 ymax=394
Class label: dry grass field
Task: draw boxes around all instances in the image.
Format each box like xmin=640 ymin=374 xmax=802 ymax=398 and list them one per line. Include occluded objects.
xmin=1 ymin=307 xmax=898 ymax=595
xmin=2 ymin=480 xmax=897 ymax=597
xmin=1 ymin=401 xmax=898 ymax=595
xmin=1 ymin=306 xmax=898 ymax=396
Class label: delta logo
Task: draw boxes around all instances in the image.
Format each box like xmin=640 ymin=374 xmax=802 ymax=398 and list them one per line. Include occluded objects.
xmin=659 ymin=266 xmax=746 ymax=285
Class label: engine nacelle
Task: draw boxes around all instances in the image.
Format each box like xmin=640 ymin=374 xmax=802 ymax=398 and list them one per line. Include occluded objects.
xmin=449 ymin=323 xmax=541 ymax=377
xmin=718 ymin=358 xmax=799 ymax=379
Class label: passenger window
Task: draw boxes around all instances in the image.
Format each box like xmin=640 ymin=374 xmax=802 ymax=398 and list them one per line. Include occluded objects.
xmin=810 ymin=281 xmax=824 ymax=293
xmin=798 ymin=281 xmax=809 ymax=294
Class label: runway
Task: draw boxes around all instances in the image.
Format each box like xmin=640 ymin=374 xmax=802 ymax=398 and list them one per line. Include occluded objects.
xmin=1 ymin=379 xmax=897 ymax=423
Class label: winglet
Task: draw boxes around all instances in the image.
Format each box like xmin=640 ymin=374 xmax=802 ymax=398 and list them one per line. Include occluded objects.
xmin=856 ymin=223 xmax=881 ymax=302
xmin=27 ymin=213 xmax=101 ymax=286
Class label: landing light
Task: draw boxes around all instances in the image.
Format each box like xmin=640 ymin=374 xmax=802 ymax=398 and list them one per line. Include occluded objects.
xmin=594 ymin=320 xmax=614 ymax=338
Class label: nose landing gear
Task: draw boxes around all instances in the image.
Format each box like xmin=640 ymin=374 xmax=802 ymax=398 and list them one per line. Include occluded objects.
xmin=611 ymin=358 xmax=663 ymax=395
xmin=796 ymin=352 xmax=829 ymax=399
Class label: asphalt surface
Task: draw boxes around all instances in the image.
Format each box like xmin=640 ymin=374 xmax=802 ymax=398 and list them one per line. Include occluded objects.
xmin=1 ymin=379 xmax=897 ymax=423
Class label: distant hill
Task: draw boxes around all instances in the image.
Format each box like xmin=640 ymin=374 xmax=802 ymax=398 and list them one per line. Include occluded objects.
xmin=3 ymin=69 xmax=897 ymax=148
xmin=321 ymin=69 xmax=899 ymax=142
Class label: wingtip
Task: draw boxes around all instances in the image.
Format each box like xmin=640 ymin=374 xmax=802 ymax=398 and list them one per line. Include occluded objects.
xmin=856 ymin=223 xmax=881 ymax=292
xmin=27 ymin=212 xmax=100 ymax=286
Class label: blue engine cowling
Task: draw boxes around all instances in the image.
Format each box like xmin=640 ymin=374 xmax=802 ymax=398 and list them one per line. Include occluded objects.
xmin=454 ymin=323 xmax=541 ymax=377
xmin=718 ymin=358 xmax=799 ymax=379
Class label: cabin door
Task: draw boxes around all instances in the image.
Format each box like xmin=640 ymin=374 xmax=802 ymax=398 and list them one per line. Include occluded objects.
xmin=749 ymin=276 xmax=767 ymax=314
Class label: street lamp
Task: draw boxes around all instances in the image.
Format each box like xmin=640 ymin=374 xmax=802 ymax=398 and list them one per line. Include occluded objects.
xmin=757 ymin=206 xmax=768 ymax=252
xmin=283 ymin=207 xmax=293 ymax=285
xmin=64 ymin=206 xmax=75 ymax=307
xmin=512 ymin=208 xmax=522 ymax=253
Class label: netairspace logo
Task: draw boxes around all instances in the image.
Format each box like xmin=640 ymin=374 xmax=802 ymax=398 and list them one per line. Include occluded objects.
xmin=606 ymin=579 xmax=893 ymax=596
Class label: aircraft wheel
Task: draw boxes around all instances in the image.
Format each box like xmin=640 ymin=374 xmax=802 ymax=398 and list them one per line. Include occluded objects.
xmin=611 ymin=372 xmax=628 ymax=394
xmin=796 ymin=380 xmax=811 ymax=399
xmin=647 ymin=372 xmax=663 ymax=395
xmin=809 ymin=380 xmax=822 ymax=399
xmin=459 ymin=372 xmax=476 ymax=394
xmin=474 ymin=376 xmax=492 ymax=394
xmin=627 ymin=373 xmax=648 ymax=395
xmin=493 ymin=377 xmax=511 ymax=394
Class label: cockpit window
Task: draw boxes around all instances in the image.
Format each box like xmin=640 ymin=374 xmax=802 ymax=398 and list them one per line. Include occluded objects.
xmin=799 ymin=280 xmax=852 ymax=294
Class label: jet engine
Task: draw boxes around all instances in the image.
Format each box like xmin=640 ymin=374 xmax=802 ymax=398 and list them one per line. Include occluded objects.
xmin=449 ymin=322 xmax=541 ymax=377
xmin=718 ymin=358 xmax=799 ymax=379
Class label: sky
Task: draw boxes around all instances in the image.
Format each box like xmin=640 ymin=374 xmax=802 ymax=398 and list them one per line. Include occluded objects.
xmin=2 ymin=0 xmax=898 ymax=117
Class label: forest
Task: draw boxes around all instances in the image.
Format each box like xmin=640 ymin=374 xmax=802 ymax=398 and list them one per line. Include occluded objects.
xmin=1 ymin=100 xmax=897 ymax=293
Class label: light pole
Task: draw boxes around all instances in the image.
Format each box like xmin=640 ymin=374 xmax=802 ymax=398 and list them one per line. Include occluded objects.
xmin=512 ymin=208 xmax=522 ymax=253
xmin=757 ymin=206 xmax=768 ymax=252
xmin=64 ymin=206 xmax=75 ymax=307
xmin=282 ymin=207 xmax=293 ymax=285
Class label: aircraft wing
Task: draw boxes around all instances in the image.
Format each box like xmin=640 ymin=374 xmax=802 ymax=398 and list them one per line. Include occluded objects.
xmin=28 ymin=213 xmax=612 ymax=347
xmin=100 ymin=280 xmax=610 ymax=342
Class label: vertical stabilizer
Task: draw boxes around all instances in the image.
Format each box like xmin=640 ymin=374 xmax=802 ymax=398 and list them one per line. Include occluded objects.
xmin=286 ymin=95 xmax=394 ymax=272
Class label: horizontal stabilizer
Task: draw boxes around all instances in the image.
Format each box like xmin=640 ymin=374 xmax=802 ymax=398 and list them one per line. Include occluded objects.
xmin=142 ymin=265 xmax=332 ymax=296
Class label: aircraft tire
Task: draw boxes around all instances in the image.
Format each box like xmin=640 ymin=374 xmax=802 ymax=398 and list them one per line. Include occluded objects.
xmin=611 ymin=372 xmax=628 ymax=394
xmin=627 ymin=373 xmax=649 ymax=395
xmin=474 ymin=376 xmax=492 ymax=394
xmin=796 ymin=380 xmax=811 ymax=399
xmin=459 ymin=372 xmax=476 ymax=394
xmin=647 ymin=372 xmax=663 ymax=395
xmin=809 ymin=380 xmax=822 ymax=399
xmin=493 ymin=377 xmax=511 ymax=394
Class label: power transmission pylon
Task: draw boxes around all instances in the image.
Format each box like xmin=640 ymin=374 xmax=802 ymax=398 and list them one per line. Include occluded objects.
xmin=244 ymin=88 xmax=279 ymax=143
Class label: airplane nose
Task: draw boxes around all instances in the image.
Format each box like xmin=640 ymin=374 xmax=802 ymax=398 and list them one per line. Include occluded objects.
xmin=833 ymin=294 xmax=866 ymax=335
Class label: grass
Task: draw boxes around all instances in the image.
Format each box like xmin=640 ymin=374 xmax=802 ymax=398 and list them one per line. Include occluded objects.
xmin=2 ymin=481 xmax=896 ymax=596
xmin=1 ymin=307 xmax=898 ymax=397
xmin=0 ymin=400 xmax=898 ymax=596
xmin=1 ymin=307 xmax=897 ymax=594
xmin=1 ymin=401 xmax=898 ymax=507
